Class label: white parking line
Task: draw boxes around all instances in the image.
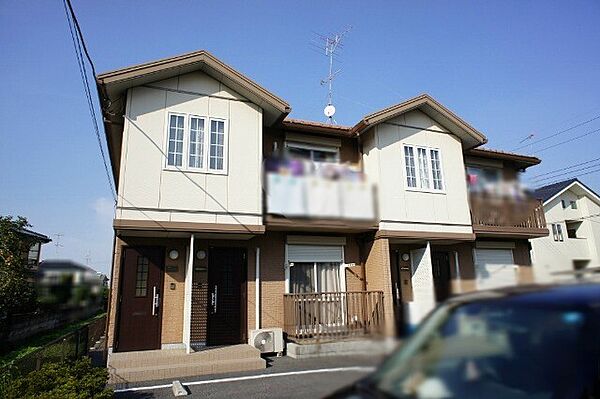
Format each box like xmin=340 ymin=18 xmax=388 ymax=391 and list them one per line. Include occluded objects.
xmin=114 ymin=366 xmax=376 ymax=393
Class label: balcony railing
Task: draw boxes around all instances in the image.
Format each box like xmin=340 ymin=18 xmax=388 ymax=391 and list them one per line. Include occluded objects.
xmin=283 ymin=291 xmax=384 ymax=342
xmin=470 ymin=194 xmax=547 ymax=231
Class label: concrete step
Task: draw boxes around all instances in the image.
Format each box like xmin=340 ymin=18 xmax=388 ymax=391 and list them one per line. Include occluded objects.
xmin=109 ymin=345 xmax=260 ymax=368
xmin=108 ymin=357 xmax=266 ymax=384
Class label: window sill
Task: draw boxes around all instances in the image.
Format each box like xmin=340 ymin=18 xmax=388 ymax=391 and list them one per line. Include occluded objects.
xmin=405 ymin=187 xmax=447 ymax=195
xmin=163 ymin=167 xmax=228 ymax=176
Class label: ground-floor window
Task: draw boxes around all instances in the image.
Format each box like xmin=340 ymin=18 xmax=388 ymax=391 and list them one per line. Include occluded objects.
xmin=287 ymin=243 xmax=344 ymax=294
xmin=290 ymin=262 xmax=341 ymax=293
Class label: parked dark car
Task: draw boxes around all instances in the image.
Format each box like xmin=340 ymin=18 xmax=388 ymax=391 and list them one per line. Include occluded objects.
xmin=327 ymin=282 xmax=600 ymax=399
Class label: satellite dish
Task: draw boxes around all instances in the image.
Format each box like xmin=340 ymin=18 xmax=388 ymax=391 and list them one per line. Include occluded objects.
xmin=324 ymin=104 xmax=336 ymax=118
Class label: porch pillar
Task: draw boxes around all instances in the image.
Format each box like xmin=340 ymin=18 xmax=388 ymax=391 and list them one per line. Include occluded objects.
xmin=183 ymin=234 xmax=194 ymax=353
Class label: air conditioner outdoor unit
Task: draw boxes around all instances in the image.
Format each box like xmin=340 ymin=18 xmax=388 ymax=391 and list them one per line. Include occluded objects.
xmin=250 ymin=328 xmax=284 ymax=355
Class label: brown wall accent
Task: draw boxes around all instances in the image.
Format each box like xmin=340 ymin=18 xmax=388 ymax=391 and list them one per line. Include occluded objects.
xmin=263 ymin=128 xmax=360 ymax=164
xmin=362 ymin=237 xmax=395 ymax=336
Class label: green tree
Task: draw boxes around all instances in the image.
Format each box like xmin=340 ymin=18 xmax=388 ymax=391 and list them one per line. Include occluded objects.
xmin=0 ymin=216 xmax=38 ymax=330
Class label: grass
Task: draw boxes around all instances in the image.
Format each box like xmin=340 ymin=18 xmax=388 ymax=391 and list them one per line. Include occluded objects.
xmin=0 ymin=311 xmax=106 ymax=368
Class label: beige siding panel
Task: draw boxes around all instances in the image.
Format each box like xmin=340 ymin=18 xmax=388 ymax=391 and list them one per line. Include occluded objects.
xmin=169 ymin=212 xmax=217 ymax=224
xmin=165 ymin=90 xmax=209 ymax=116
xmin=208 ymin=97 xmax=229 ymax=119
xmin=205 ymin=174 xmax=229 ymax=212
xmin=121 ymin=87 xmax=165 ymax=208
xmin=218 ymin=82 xmax=247 ymax=100
xmin=177 ymin=71 xmax=220 ymax=94
xmin=152 ymin=77 xmax=179 ymax=90
xmin=159 ymin=171 xmax=207 ymax=211
xmin=228 ymin=101 xmax=261 ymax=214
xmin=215 ymin=214 xmax=262 ymax=226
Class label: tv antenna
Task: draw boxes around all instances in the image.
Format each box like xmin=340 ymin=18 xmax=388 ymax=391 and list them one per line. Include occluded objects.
xmin=314 ymin=26 xmax=351 ymax=124
xmin=53 ymin=233 xmax=64 ymax=256
xmin=84 ymin=250 xmax=91 ymax=266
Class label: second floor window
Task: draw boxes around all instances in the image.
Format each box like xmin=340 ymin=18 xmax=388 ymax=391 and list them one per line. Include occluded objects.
xmin=167 ymin=114 xmax=185 ymax=167
xmin=165 ymin=113 xmax=227 ymax=173
xmin=552 ymin=223 xmax=564 ymax=242
xmin=404 ymin=145 xmax=444 ymax=192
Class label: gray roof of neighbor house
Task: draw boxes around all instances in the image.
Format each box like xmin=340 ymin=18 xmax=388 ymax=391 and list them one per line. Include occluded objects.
xmin=17 ymin=228 xmax=51 ymax=243
xmin=534 ymin=178 xmax=600 ymax=203
xmin=38 ymin=259 xmax=101 ymax=274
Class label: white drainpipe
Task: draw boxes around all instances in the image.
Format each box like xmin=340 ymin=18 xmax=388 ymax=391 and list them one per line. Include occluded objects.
xmin=255 ymin=247 xmax=260 ymax=330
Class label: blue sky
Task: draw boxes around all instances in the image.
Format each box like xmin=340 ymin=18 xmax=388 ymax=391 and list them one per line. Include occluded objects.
xmin=1 ymin=1 xmax=599 ymax=275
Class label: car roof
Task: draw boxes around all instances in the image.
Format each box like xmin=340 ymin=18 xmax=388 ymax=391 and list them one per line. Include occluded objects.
xmin=447 ymin=282 xmax=600 ymax=311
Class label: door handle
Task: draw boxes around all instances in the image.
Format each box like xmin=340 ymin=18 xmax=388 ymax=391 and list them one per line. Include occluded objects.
xmin=152 ymin=286 xmax=160 ymax=316
xmin=210 ymin=285 xmax=218 ymax=314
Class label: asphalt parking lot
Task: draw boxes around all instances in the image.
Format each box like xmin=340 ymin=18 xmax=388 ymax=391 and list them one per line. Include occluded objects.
xmin=113 ymin=354 xmax=383 ymax=398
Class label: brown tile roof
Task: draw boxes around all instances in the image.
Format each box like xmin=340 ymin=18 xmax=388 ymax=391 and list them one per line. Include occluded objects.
xmin=467 ymin=147 xmax=541 ymax=166
xmin=281 ymin=118 xmax=354 ymax=137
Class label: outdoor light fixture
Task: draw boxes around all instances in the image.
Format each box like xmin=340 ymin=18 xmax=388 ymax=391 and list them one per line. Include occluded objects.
xmin=168 ymin=249 xmax=179 ymax=260
xmin=196 ymin=250 xmax=206 ymax=260
xmin=402 ymin=253 xmax=410 ymax=261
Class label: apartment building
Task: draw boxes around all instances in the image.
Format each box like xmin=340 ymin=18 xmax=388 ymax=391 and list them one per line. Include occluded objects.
xmin=96 ymin=50 xmax=548 ymax=382
xmin=531 ymin=178 xmax=600 ymax=281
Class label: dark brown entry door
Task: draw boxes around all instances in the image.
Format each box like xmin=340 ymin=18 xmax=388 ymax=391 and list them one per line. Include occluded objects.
xmin=207 ymin=247 xmax=246 ymax=346
xmin=116 ymin=247 xmax=164 ymax=352
xmin=432 ymin=251 xmax=451 ymax=302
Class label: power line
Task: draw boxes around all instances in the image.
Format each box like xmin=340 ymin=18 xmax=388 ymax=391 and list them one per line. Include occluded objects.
xmin=533 ymin=127 xmax=600 ymax=154
xmin=526 ymin=157 xmax=600 ymax=180
xmin=62 ymin=0 xmax=116 ymax=202
xmin=528 ymin=161 xmax=600 ymax=184
xmin=513 ymin=113 xmax=600 ymax=151
xmin=533 ymin=167 xmax=600 ymax=188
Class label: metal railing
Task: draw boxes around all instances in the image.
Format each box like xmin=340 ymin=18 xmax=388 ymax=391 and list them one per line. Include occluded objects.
xmin=6 ymin=314 xmax=107 ymax=376
xmin=283 ymin=291 xmax=384 ymax=342
xmin=470 ymin=195 xmax=546 ymax=230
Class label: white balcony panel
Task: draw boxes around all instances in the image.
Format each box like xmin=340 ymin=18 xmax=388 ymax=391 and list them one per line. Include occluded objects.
xmin=305 ymin=177 xmax=341 ymax=218
xmin=340 ymin=181 xmax=375 ymax=220
xmin=266 ymin=173 xmax=306 ymax=216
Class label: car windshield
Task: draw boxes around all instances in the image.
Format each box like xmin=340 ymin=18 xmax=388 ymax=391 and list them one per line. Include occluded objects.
xmin=368 ymin=300 xmax=597 ymax=399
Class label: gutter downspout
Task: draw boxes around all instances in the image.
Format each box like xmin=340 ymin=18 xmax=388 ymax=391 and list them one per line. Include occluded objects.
xmin=255 ymin=247 xmax=260 ymax=330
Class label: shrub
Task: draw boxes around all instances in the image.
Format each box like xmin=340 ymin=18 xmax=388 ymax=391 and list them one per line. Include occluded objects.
xmin=3 ymin=357 xmax=112 ymax=399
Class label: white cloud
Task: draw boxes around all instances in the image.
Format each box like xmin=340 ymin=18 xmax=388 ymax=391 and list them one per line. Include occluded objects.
xmin=92 ymin=197 xmax=115 ymax=222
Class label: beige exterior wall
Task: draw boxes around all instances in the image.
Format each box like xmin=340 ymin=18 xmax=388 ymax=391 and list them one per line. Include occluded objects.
xmin=361 ymin=110 xmax=473 ymax=235
xmin=115 ymin=71 xmax=264 ymax=227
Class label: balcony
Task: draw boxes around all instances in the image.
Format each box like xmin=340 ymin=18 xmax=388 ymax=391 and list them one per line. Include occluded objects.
xmin=283 ymin=291 xmax=384 ymax=343
xmin=469 ymin=194 xmax=548 ymax=238
xmin=265 ymin=158 xmax=377 ymax=232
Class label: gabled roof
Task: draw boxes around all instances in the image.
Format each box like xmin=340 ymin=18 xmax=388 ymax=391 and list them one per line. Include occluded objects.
xmin=534 ymin=178 xmax=600 ymax=205
xmin=349 ymin=94 xmax=487 ymax=149
xmin=97 ymin=50 xmax=290 ymax=125
xmin=96 ymin=50 xmax=292 ymax=185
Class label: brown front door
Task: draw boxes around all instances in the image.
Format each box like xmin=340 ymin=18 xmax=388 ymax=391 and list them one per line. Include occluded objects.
xmin=432 ymin=251 xmax=451 ymax=302
xmin=207 ymin=247 xmax=246 ymax=346
xmin=116 ymin=247 xmax=164 ymax=352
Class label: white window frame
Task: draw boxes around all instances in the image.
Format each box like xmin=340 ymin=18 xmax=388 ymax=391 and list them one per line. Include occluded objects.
xmin=187 ymin=115 xmax=207 ymax=170
xmin=165 ymin=112 xmax=186 ymax=168
xmin=163 ymin=112 xmax=229 ymax=175
xmin=284 ymin=243 xmax=346 ymax=294
xmin=403 ymin=144 xmax=446 ymax=194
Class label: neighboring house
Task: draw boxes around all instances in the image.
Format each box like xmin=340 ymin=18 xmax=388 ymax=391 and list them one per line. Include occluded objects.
xmin=37 ymin=260 xmax=107 ymax=308
xmin=96 ymin=50 xmax=548 ymax=380
xmin=531 ymin=178 xmax=600 ymax=281
xmin=17 ymin=227 xmax=51 ymax=280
